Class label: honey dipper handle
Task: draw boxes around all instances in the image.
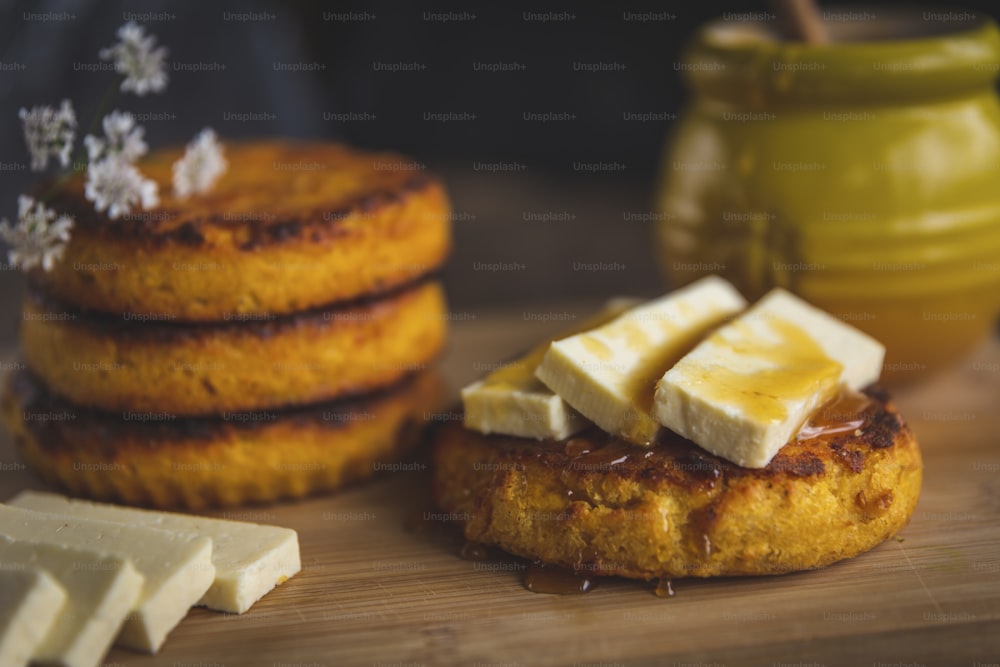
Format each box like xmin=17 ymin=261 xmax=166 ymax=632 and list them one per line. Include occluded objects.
xmin=771 ymin=0 xmax=830 ymax=43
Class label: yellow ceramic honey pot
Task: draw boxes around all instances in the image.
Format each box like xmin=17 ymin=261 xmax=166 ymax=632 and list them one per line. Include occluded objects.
xmin=656 ymin=10 xmax=1000 ymax=382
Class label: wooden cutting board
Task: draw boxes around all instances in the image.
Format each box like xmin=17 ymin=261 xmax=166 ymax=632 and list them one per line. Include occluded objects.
xmin=2 ymin=309 xmax=999 ymax=666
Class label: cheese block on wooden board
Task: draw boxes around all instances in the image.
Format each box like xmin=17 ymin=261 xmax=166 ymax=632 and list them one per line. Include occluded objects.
xmin=0 ymin=537 xmax=143 ymax=667
xmin=11 ymin=491 xmax=300 ymax=614
xmin=0 ymin=565 xmax=66 ymax=667
xmin=0 ymin=504 xmax=213 ymax=654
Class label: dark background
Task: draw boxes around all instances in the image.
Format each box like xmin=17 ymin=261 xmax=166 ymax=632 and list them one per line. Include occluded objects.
xmin=1 ymin=0 xmax=998 ymax=349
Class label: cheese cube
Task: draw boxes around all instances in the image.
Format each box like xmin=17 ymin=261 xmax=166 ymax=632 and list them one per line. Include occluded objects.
xmin=0 ymin=537 xmax=143 ymax=667
xmin=653 ymin=288 xmax=885 ymax=468
xmin=11 ymin=491 xmax=300 ymax=614
xmin=0 ymin=504 xmax=214 ymax=654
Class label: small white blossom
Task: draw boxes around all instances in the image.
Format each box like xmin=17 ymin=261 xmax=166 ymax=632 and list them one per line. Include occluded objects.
xmin=172 ymin=128 xmax=227 ymax=198
xmin=84 ymin=110 xmax=148 ymax=163
xmin=0 ymin=195 xmax=74 ymax=271
xmin=85 ymin=157 xmax=159 ymax=220
xmin=19 ymin=100 xmax=77 ymax=171
xmin=99 ymin=22 xmax=168 ymax=96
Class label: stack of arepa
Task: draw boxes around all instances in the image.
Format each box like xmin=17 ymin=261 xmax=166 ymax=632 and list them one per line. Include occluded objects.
xmin=1 ymin=141 xmax=450 ymax=509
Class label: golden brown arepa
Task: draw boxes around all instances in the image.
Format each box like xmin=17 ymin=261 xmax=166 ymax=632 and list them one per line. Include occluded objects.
xmin=32 ymin=141 xmax=451 ymax=321
xmin=4 ymin=139 xmax=453 ymax=507
xmin=432 ymin=388 xmax=921 ymax=579
xmin=21 ymin=280 xmax=446 ymax=415
xmin=3 ymin=368 xmax=443 ymax=510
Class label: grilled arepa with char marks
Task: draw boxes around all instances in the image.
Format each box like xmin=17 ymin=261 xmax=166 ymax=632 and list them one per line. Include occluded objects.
xmin=32 ymin=141 xmax=451 ymax=321
xmin=432 ymin=387 xmax=921 ymax=579
xmin=2 ymin=369 xmax=443 ymax=510
xmin=20 ymin=280 xmax=446 ymax=416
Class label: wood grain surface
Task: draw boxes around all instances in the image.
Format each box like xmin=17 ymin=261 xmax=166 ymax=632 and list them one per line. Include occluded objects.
xmin=1 ymin=309 xmax=999 ymax=667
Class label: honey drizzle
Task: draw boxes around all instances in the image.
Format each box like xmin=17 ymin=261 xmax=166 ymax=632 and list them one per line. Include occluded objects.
xmin=522 ymin=562 xmax=598 ymax=595
xmin=690 ymin=318 xmax=842 ymax=425
xmin=563 ymin=438 xmax=593 ymax=458
xmin=797 ymin=389 xmax=876 ymax=441
xmin=654 ymin=578 xmax=676 ymax=598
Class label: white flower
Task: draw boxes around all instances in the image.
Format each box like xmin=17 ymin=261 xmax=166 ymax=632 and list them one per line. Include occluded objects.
xmin=173 ymin=128 xmax=227 ymax=198
xmin=19 ymin=100 xmax=77 ymax=171
xmin=84 ymin=110 xmax=148 ymax=163
xmin=99 ymin=22 xmax=168 ymax=96
xmin=85 ymin=157 xmax=159 ymax=220
xmin=0 ymin=195 xmax=74 ymax=271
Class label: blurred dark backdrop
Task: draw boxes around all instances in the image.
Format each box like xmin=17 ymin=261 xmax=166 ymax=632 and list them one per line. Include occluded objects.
xmin=1 ymin=0 xmax=998 ymax=348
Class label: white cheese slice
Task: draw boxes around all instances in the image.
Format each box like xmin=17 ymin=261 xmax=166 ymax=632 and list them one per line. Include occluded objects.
xmin=11 ymin=491 xmax=300 ymax=614
xmin=463 ymin=373 xmax=589 ymax=440
xmin=0 ymin=504 xmax=214 ymax=654
xmin=535 ymin=276 xmax=747 ymax=445
xmin=0 ymin=537 xmax=143 ymax=667
xmin=462 ymin=298 xmax=639 ymax=440
xmin=0 ymin=565 xmax=66 ymax=667
xmin=653 ymin=288 xmax=886 ymax=468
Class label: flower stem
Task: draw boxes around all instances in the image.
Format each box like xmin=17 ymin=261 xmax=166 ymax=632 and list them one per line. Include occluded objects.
xmin=39 ymin=80 xmax=120 ymax=203
xmin=83 ymin=80 xmax=120 ymax=150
